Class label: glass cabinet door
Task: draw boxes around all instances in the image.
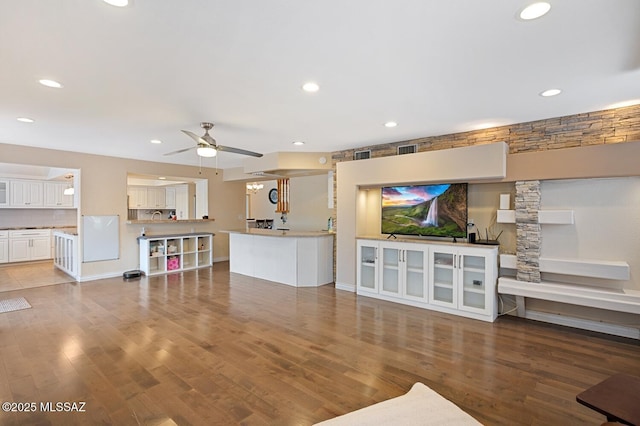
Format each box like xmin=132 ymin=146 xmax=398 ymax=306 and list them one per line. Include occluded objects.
xmin=380 ymin=245 xmax=401 ymax=296
xmin=357 ymin=242 xmax=378 ymax=292
xmin=0 ymin=180 xmax=8 ymax=206
xmin=404 ymin=247 xmax=427 ymax=301
xmin=460 ymin=253 xmax=488 ymax=313
xmin=430 ymin=249 xmax=456 ymax=307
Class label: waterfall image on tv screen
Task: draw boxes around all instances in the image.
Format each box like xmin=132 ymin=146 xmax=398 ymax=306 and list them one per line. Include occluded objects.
xmin=381 ymin=183 xmax=468 ymax=237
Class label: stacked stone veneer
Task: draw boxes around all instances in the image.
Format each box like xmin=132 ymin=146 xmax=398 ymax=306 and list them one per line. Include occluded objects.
xmin=329 ymin=105 xmax=640 ymax=281
xmin=515 ymin=181 xmax=541 ymax=283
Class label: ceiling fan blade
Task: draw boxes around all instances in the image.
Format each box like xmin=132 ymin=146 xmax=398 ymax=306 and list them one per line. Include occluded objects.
xmin=181 ymin=129 xmax=210 ymax=145
xmin=216 ymin=145 xmax=263 ymax=157
xmin=163 ymin=146 xmax=196 ymax=156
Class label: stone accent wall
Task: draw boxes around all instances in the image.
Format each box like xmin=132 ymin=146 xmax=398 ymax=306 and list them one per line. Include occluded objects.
xmin=329 ymin=104 xmax=640 ymax=282
xmin=515 ymin=181 xmax=541 ymax=283
xmin=330 ymin=104 xmax=640 ymax=220
xmin=332 ymin=104 xmax=640 ymax=163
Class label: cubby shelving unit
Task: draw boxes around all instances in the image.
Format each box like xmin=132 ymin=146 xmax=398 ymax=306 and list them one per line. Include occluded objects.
xmin=138 ymin=233 xmax=213 ymax=276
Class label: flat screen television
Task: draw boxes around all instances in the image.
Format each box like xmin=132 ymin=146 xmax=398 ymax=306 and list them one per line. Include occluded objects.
xmin=381 ymin=183 xmax=468 ymax=238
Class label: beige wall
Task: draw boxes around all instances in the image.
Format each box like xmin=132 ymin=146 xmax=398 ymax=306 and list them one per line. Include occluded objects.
xmin=0 ymin=143 xmax=246 ymax=280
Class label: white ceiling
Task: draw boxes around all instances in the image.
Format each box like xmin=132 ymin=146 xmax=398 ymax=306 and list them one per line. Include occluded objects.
xmin=1 ymin=1 xmax=639 ymax=170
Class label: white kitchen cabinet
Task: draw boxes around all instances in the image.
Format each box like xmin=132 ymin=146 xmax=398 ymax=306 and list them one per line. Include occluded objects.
xmin=44 ymin=182 xmax=74 ymax=207
xmin=0 ymin=231 xmax=8 ymax=263
xmin=429 ymin=245 xmax=498 ymax=320
xmin=165 ymin=187 xmax=176 ymax=209
xmin=357 ymin=238 xmax=498 ymax=322
xmin=147 ymin=187 xmax=166 ymax=209
xmin=128 ymin=186 xmax=147 ymax=208
xmin=0 ymin=180 xmax=8 ymax=206
xmin=378 ymin=241 xmax=429 ymax=302
xmin=128 ymin=186 xmax=171 ymax=209
xmin=10 ymin=180 xmax=43 ymax=207
xmin=357 ymin=240 xmax=379 ymax=295
xmin=8 ymin=229 xmax=51 ymax=262
xmin=139 ymin=233 xmax=213 ymax=276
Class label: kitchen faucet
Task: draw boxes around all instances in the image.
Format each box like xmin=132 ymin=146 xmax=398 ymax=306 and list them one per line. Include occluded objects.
xmin=151 ymin=211 xmax=163 ymax=220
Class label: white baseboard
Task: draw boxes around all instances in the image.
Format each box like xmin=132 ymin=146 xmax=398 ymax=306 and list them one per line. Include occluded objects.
xmin=213 ymin=256 xmax=229 ymax=263
xmin=524 ymin=310 xmax=640 ymax=339
xmin=335 ymin=282 xmax=355 ymax=292
xmin=78 ymin=272 xmax=124 ymax=282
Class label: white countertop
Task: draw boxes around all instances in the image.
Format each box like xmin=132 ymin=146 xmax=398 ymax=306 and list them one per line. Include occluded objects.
xmin=223 ymin=229 xmax=335 ymax=238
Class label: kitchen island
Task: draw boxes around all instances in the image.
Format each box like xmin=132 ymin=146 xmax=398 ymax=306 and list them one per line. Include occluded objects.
xmin=224 ymin=229 xmax=334 ymax=287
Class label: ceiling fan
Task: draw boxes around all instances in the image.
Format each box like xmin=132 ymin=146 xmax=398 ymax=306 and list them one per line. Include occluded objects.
xmin=164 ymin=122 xmax=263 ymax=158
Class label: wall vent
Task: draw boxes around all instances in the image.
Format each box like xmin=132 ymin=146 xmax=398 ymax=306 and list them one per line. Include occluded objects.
xmin=397 ymin=144 xmax=417 ymax=155
xmin=354 ymin=150 xmax=371 ymax=160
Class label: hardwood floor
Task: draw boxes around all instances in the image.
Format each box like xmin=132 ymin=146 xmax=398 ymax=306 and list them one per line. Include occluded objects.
xmin=0 ymin=262 xmax=638 ymax=425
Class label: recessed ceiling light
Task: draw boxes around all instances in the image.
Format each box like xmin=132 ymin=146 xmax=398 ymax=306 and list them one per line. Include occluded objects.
xmin=384 ymin=121 xmax=398 ymax=128
xmin=103 ymin=0 xmax=129 ymax=6
xmin=158 ymin=176 xmax=166 ymax=180
xmin=39 ymin=79 xmax=63 ymax=88
xmin=540 ymin=88 xmax=562 ymax=97
xmin=302 ymin=82 xmax=320 ymax=93
xmin=17 ymin=117 xmax=34 ymax=123
xmin=292 ymin=141 xmax=305 ymax=146
xmin=519 ymin=2 xmax=551 ymax=20
xmin=150 ymin=139 xmax=162 ymax=144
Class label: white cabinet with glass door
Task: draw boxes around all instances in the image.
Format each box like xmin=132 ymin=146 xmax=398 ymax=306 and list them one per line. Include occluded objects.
xmin=357 ymin=240 xmax=379 ymax=295
xmin=0 ymin=180 xmax=8 ymax=206
xmin=379 ymin=241 xmax=428 ymax=303
xmin=429 ymin=245 xmax=498 ymax=321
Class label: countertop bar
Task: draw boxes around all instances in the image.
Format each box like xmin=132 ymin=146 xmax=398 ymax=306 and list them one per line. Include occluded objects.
xmin=222 ymin=229 xmax=335 ymax=238
xmin=137 ymin=232 xmax=214 ymax=241
xmin=126 ymin=219 xmax=215 ymax=225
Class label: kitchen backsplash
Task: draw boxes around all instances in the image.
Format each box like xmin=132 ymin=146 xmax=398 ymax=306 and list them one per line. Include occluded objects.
xmin=0 ymin=209 xmax=77 ymax=229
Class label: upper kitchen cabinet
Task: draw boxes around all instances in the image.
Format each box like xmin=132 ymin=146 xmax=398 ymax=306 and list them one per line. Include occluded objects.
xmin=44 ymin=182 xmax=74 ymax=208
xmin=127 ymin=173 xmax=207 ymax=219
xmin=0 ymin=180 xmax=8 ymax=206
xmin=147 ymin=187 xmax=166 ymax=209
xmin=128 ymin=186 xmax=147 ymax=208
xmin=10 ymin=179 xmax=43 ymax=207
xmin=165 ymin=187 xmax=176 ymax=209
xmin=0 ymin=163 xmax=79 ymax=210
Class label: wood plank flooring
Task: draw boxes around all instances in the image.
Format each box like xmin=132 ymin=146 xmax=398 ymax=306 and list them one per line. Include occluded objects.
xmin=0 ymin=262 xmax=638 ymax=425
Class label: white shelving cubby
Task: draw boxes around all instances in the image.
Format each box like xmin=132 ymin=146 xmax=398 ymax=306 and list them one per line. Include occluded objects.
xmin=138 ymin=233 xmax=213 ymax=276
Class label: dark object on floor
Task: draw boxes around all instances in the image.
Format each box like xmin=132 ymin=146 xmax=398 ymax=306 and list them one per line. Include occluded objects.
xmin=123 ymin=270 xmax=143 ymax=280
xmin=576 ymin=373 xmax=640 ymax=425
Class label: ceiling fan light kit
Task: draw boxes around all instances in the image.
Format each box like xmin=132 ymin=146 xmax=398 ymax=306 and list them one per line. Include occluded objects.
xmin=165 ymin=122 xmax=263 ymax=159
xmin=197 ymin=146 xmax=217 ymax=157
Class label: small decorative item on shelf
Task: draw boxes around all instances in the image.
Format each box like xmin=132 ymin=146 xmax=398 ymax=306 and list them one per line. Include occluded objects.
xmin=167 ymin=256 xmax=180 ymax=271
